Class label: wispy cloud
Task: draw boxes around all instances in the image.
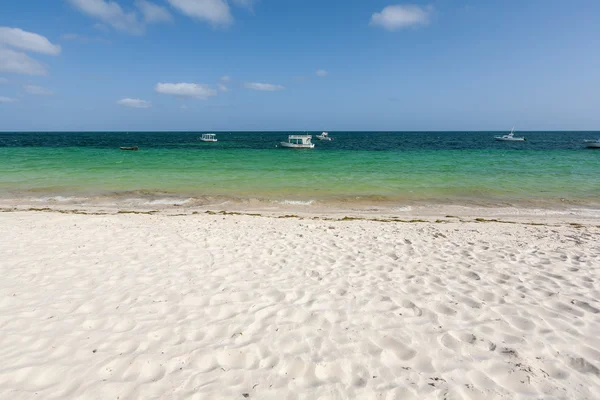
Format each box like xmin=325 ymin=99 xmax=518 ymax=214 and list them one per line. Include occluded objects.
xmin=232 ymin=0 xmax=257 ymax=11
xmin=61 ymin=33 xmax=111 ymax=44
xmin=0 ymin=77 xmax=8 ymax=84
xmin=217 ymin=76 xmax=231 ymax=92
xmin=135 ymin=0 xmax=173 ymax=23
xmin=62 ymin=33 xmax=82 ymax=41
xmin=316 ymin=69 xmax=328 ymax=77
xmin=166 ymin=0 xmax=233 ymax=26
xmin=67 ymin=0 xmax=144 ymax=35
xmin=0 ymin=46 xmax=48 ymax=75
xmin=93 ymin=23 xmax=110 ymax=32
xmin=244 ymin=82 xmax=284 ymax=91
xmin=68 ymin=0 xmax=170 ymax=35
xmin=0 ymin=96 xmax=16 ymax=103
xmin=24 ymin=84 xmax=53 ymax=95
xmin=370 ymin=4 xmax=433 ymax=31
xmin=117 ymin=98 xmax=152 ymax=108
xmin=0 ymin=27 xmax=61 ymax=55
xmin=155 ymin=82 xmax=217 ymax=99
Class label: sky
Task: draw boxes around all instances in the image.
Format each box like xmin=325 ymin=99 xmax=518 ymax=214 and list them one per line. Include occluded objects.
xmin=0 ymin=0 xmax=599 ymax=131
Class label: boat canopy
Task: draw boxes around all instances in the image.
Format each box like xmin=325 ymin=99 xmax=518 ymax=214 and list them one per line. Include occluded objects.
xmin=289 ymin=135 xmax=312 ymax=139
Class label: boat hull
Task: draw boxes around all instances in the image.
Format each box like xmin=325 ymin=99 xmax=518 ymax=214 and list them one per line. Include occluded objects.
xmin=586 ymin=142 xmax=600 ymax=148
xmin=316 ymin=136 xmax=332 ymax=141
xmin=495 ymin=137 xmax=526 ymax=142
xmin=120 ymin=146 xmax=139 ymax=151
xmin=200 ymin=139 xmax=218 ymax=142
xmin=279 ymin=142 xmax=315 ymax=149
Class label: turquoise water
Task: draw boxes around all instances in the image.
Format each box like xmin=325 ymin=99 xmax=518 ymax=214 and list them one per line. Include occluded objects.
xmin=1 ymin=131 xmax=599 ymax=207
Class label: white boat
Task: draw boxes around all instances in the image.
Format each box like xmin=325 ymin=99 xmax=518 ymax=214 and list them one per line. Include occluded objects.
xmin=279 ymin=135 xmax=315 ymax=149
xmin=585 ymin=139 xmax=600 ymax=148
xmin=495 ymin=128 xmax=526 ymax=142
xmin=200 ymin=133 xmax=217 ymax=142
xmin=316 ymin=132 xmax=333 ymax=141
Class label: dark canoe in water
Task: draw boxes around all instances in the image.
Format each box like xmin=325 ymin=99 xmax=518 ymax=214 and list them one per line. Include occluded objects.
xmin=120 ymin=146 xmax=139 ymax=151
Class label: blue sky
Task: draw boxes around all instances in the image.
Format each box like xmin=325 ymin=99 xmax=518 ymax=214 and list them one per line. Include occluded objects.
xmin=0 ymin=0 xmax=599 ymax=131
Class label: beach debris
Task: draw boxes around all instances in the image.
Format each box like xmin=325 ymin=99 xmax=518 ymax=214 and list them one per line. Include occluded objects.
xmin=500 ymin=347 xmax=518 ymax=357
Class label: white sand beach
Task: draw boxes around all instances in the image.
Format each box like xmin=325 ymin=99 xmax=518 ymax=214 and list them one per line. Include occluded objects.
xmin=1 ymin=210 xmax=599 ymax=399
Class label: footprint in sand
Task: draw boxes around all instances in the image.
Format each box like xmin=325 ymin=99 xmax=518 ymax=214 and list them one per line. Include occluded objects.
xmin=465 ymin=271 xmax=481 ymax=280
xmin=400 ymin=299 xmax=423 ymax=317
xmin=435 ymin=303 xmax=457 ymax=316
xmin=570 ymin=300 xmax=600 ymax=314
xmin=567 ymin=356 xmax=600 ymax=377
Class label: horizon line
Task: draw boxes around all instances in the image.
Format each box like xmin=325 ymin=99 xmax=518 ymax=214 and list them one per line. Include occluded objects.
xmin=1 ymin=130 xmax=599 ymax=133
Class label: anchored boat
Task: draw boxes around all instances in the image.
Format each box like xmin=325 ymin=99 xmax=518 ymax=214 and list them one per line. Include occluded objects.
xmin=316 ymin=132 xmax=333 ymax=141
xmin=279 ymin=135 xmax=315 ymax=149
xmin=584 ymin=139 xmax=600 ymax=148
xmin=495 ymin=128 xmax=526 ymax=142
xmin=200 ymin=133 xmax=218 ymax=142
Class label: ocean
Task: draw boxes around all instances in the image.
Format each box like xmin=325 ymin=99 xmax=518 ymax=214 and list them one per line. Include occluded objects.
xmin=1 ymin=131 xmax=599 ymax=209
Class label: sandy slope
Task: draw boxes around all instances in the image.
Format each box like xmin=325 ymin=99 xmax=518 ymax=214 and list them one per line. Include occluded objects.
xmin=1 ymin=212 xmax=599 ymax=399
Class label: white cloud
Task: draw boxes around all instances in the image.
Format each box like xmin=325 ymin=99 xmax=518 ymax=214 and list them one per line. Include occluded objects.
xmin=67 ymin=0 xmax=145 ymax=35
xmin=0 ymin=96 xmax=16 ymax=103
xmin=24 ymin=84 xmax=53 ymax=95
xmin=316 ymin=69 xmax=328 ymax=77
xmin=117 ymin=98 xmax=152 ymax=108
xmin=217 ymin=83 xmax=228 ymax=92
xmin=0 ymin=47 xmax=47 ymax=75
xmin=244 ymin=82 xmax=284 ymax=91
xmin=135 ymin=0 xmax=173 ymax=23
xmin=155 ymin=82 xmax=217 ymax=99
xmin=220 ymin=75 xmax=231 ymax=82
xmin=0 ymin=27 xmax=61 ymax=55
xmin=370 ymin=5 xmax=433 ymax=31
xmin=167 ymin=0 xmax=233 ymax=26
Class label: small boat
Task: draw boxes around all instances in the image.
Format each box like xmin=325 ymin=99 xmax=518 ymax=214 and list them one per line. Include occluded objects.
xmin=200 ymin=133 xmax=217 ymax=142
xmin=120 ymin=146 xmax=138 ymax=151
xmin=495 ymin=128 xmax=526 ymax=142
xmin=585 ymin=139 xmax=600 ymax=148
xmin=279 ymin=135 xmax=315 ymax=149
xmin=316 ymin=132 xmax=333 ymax=141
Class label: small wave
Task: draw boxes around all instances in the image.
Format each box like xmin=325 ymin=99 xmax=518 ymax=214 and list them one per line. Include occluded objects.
xmin=272 ymin=200 xmax=315 ymax=206
xmin=569 ymin=208 xmax=600 ymax=217
xmin=143 ymin=198 xmax=193 ymax=206
xmin=36 ymin=196 xmax=85 ymax=203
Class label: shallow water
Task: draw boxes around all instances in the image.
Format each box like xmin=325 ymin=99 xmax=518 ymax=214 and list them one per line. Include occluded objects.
xmin=1 ymin=131 xmax=599 ymax=208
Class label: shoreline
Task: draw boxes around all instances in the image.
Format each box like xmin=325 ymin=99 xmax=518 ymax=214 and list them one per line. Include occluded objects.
xmin=2 ymin=200 xmax=600 ymax=226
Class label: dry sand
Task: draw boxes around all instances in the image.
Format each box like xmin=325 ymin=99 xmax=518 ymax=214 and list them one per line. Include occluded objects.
xmin=1 ymin=210 xmax=599 ymax=399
